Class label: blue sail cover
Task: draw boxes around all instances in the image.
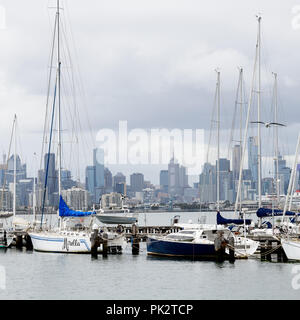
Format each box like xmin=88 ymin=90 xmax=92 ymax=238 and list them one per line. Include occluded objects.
xmin=256 ymin=207 xmax=297 ymax=218
xmin=59 ymin=196 xmax=95 ymax=217
xmin=217 ymin=212 xmax=252 ymax=225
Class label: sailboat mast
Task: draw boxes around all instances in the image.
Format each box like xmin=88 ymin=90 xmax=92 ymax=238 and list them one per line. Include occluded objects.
xmin=216 ymin=70 xmax=220 ymax=211
xmin=13 ymin=114 xmax=17 ymax=217
xmin=239 ymin=68 xmax=243 ymax=211
xmin=57 ymin=0 xmax=62 ymax=203
xmin=273 ymin=72 xmax=280 ymax=204
xmin=33 ymin=152 xmax=37 ymax=222
xmin=282 ymin=133 xmax=300 ymax=221
xmin=257 ymin=15 xmax=262 ymax=208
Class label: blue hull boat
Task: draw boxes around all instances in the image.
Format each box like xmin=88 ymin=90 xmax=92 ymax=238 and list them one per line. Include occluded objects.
xmin=147 ymin=236 xmax=217 ymax=259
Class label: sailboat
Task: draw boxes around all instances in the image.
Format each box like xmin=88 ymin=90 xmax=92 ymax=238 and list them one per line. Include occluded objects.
xmin=212 ymin=68 xmax=259 ymax=258
xmin=280 ymin=134 xmax=300 ymax=260
xmin=28 ymin=1 xmax=125 ymax=253
xmin=0 ymin=115 xmax=19 ymax=248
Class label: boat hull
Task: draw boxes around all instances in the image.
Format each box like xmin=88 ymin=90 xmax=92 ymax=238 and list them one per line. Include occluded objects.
xmin=29 ymin=231 xmax=126 ymax=254
xmin=96 ymin=215 xmax=137 ymax=225
xmin=281 ymin=238 xmax=300 ymax=261
xmin=147 ymin=236 xmax=217 ymax=259
xmin=29 ymin=232 xmax=92 ymax=253
xmin=0 ymin=234 xmax=14 ymax=248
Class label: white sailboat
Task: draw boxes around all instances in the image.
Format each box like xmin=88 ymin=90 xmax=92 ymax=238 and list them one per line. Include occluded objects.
xmin=0 ymin=115 xmax=19 ymax=248
xmin=214 ymin=68 xmax=259 ymax=258
xmin=28 ymin=1 xmax=125 ymax=253
xmin=280 ymin=134 xmax=300 ymax=260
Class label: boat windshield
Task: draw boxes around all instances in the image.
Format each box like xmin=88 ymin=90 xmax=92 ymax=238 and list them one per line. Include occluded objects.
xmin=165 ymin=234 xmax=195 ymax=241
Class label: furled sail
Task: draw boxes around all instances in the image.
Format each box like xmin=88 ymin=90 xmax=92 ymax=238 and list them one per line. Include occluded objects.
xmin=217 ymin=212 xmax=251 ymax=225
xmin=256 ymin=207 xmax=297 ymax=218
xmin=59 ymin=196 xmax=95 ymax=217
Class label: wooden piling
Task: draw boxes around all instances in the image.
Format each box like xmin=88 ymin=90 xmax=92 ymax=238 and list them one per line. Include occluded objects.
xmin=15 ymin=235 xmax=23 ymax=249
xmin=25 ymin=235 xmax=33 ymax=250
xmin=102 ymin=238 xmax=108 ymax=257
xmin=228 ymin=236 xmax=235 ymax=263
xmin=266 ymin=241 xmax=272 ymax=261
xmin=131 ymin=223 xmax=140 ymax=255
xmin=90 ymin=229 xmax=100 ymax=258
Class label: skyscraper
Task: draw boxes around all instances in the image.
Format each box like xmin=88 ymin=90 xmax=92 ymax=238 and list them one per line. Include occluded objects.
xmin=130 ymin=173 xmax=144 ymax=193
xmin=85 ymin=165 xmax=95 ymax=202
xmin=232 ymin=145 xmax=241 ymax=181
xmin=160 ymin=170 xmax=168 ymax=193
xmin=93 ymin=148 xmax=105 ymax=202
xmin=248 ymin=136 xmax=258 ymax=188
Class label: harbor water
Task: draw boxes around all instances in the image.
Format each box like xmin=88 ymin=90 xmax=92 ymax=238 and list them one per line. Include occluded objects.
xmin=0 ymin=211 xmax=300 ymax=300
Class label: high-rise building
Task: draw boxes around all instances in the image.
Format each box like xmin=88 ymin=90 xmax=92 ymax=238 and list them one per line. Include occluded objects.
xmin=274 ymin=155 xmax=291 ymax=195
xmin=85 ymin=165 xmax=95 ymax=201
xmin=248 ymin=136 xmax=258 ymax=187
xmin=130 ymin=173 xmax=144 ymax=193
xmin=7 ymin=154 xmax=26 ymax=184
xmin=93 ymin=148 xmax=105 ymax=202
xmin=160 ymin=170 xmax=168 ymax=193
xmin=62 ymin=186 xmax=90 ymax=211
xmin=113 ymin=172 xmax=126 ymax=190
xmin=232 ymin=145 xmax=241 ymax=181
xmin=199 ymin=162 xmax=216 ymax=203
xmin=104 ymin=167 xmax=113 ymax=191
xmin=168 ymin=157 xmax=187 ymax=197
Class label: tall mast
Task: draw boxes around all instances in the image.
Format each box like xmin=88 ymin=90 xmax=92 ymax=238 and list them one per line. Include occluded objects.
xmin=216 ymin=70 xmax=220 ymax=211
xmin=234 ymin=17 xmax=260 ymax=216
xmin=239 ymin=68 xmax=243 ymax=211
xmin=257 ymin=15 xmax=262 ymax=208
xmin=282 ymin=133 xmax=300 ymax=222
xmin=33 ymin=152 xmax=37 ymax=223
xmin=57 ymin=0 xmax=62 ymax=203
xmin=13 ymin=114 xmax=17 ymax=216
xmin=273 ymin=72 xmax=280 ymax=204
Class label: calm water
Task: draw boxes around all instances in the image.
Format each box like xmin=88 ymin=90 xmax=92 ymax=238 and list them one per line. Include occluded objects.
xmin=0 ymin=211 xmax=300 ymax=300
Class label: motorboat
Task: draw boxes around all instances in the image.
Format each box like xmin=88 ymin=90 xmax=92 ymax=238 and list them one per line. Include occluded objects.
xmin=147 ymin=224 xmax=259 ymax=259
xmin=96 ymin=205 xmax=138 ymax=225
xmin=147 ymin=228 xmax=231 ymax=259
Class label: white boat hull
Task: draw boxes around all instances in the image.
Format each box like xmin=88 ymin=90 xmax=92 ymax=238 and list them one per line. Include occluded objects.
xmin=281 ymin=238 xmax=300 ymax=261
xmin=29 ymin=231 xmax=92 ymax=253
xmin=29 ymin=231 xmax=126 ymax=253
xmin=0 ymin=233 xmax=14 ymax=248
xmin=233 ymin=237 xmax=259 ymax=258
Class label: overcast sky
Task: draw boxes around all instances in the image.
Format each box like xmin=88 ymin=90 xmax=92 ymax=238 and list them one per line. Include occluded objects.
xmin=0 ymin=0 xmax=299 ymax=184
